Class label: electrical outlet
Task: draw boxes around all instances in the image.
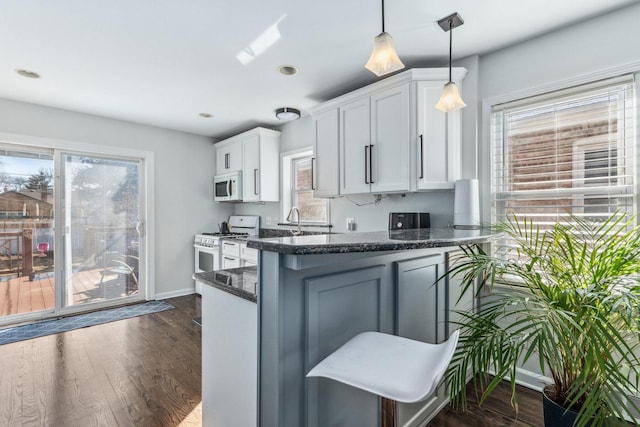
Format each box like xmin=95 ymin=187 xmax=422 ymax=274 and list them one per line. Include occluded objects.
xmin=346 ymin=217 xmax=356 ymax=231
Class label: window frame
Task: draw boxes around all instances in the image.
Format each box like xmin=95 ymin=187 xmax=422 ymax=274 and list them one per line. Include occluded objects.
xmin=281 ymin=148 xmax=330 ymax=225
xmin=487 ymin=75 xmax=636 ymax=229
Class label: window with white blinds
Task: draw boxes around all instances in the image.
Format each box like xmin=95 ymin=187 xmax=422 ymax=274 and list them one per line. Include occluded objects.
xmin=490 ymin=75 xmax=636 ymax=229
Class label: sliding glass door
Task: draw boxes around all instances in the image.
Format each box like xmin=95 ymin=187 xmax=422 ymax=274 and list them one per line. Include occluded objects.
xmin=0 ymin=143 xmax=146 ymax=325
xmin=0 ymin=148 xmax=55 ymax=319
xmin=61 ymin=153 xmax=143 ymax=307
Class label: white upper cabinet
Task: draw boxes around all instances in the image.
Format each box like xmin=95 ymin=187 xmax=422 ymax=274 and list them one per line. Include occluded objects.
xmin=242 ymin=134 xmax=261 ymax=202
xmin=340 ymin=97 xmax=371 ymax=195
xmin=415 ymin=80 xmax=461 ymax=190
xmin=369 ymin=84 xmax=410 ymax=193
xmin=215 ymin=127 xmax=280 ymax=202
xmin=215 ymin=141 xmax=242 ymax=173
xmin=312 ymin=108 xmax=340 ymax=198
xmin=311 ymin=68 xmax=466 ymax=197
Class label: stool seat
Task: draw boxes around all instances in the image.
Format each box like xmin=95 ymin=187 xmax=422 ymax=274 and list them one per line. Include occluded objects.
xmin=307 ymin=330 xmax=459 ymax=403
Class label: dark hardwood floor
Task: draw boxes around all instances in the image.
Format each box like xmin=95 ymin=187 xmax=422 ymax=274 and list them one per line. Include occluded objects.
xmin=429 ymin=380 xmax=544 ymax=426
xmin=0 ymin=294 xmax=544 ymax=426
xmin=0 ymin=295 xmax=202 ymax=427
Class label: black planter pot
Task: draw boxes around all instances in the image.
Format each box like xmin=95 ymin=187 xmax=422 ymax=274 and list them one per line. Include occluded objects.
xmin=542 ymin=385 xmax=592 ymax=427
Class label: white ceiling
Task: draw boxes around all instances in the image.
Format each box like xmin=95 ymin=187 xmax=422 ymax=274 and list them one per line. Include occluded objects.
xmin=0 ymin=0 xmax=637 ymax=139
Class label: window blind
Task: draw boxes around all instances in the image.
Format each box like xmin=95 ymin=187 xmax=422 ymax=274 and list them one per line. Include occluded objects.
xmin=491 ymin=75 xmax=636 ymax=229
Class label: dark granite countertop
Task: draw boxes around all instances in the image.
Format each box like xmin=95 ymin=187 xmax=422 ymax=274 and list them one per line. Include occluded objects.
xmin=246 ymin=227 xmax=499 ymax=255
xmin=193 ymin=266 xmax=257 ymax=303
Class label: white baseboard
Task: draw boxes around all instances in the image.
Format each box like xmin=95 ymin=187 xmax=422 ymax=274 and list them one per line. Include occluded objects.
xmin=488 ymin=367 xmax=551 ymax=393
xmin=154 ymin=287 xmax=195 ymax=300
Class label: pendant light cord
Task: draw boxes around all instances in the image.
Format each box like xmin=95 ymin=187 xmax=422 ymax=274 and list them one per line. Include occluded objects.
xmin=448 ymin=19 xmax=453 ymax=83
xmin=381 ymin=0 xmax=385 ymax=32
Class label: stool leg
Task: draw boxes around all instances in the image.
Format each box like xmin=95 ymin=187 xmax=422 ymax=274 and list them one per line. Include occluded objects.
xmin=380 ymin=397 xmax=396 ymax=427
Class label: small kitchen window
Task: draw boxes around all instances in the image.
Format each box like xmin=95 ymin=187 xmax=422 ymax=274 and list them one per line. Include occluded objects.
xmin=282 ymin=149 xmax=329 ymax=224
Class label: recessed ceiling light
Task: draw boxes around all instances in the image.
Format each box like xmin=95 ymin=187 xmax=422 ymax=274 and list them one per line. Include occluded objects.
xmin=199 ymin=113 xmax=213 ymax=118
xmin=16 ymin=69 xmax=41 ymax=79
xmin=277 ymin=65 xmax=298 ymax=76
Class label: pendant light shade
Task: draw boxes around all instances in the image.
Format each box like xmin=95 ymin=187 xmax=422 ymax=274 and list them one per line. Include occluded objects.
xmin=435 ymin=81 xmax=466 ymax=112
xmin=365 ymin=0 xmax=404 ymax=77
xmin=435 ymin=12 xmax=466 ymax=113
xmin=365 ymin=32 xmax=404 ymax=77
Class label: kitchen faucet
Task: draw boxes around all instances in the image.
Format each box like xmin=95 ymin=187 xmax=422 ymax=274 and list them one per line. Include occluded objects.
xmin=286 ymin=207 xmax=302 ymax=236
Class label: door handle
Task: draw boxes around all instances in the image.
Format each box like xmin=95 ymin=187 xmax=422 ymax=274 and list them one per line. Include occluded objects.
xmin=254 ymin=169 xmax=259 ymax=195
xmin=136 ymin=221 xmax=145 ymax=237
xmin=311 ymin=157 xmax=316 ymax=190
xmin=419 ymin=135 xmax=424 ymax=179
xmin=364 ymin=145 xmax=369 ymax=184
xmin=369 ymin=144 xmax=374 ymax=184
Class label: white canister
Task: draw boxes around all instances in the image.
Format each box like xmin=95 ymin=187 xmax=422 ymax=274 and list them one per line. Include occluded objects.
xmin=454 ymin=179 xmax=480 ymax=229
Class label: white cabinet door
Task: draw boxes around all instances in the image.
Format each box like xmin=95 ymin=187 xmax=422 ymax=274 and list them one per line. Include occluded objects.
xmin=215 ymin=141 xmax=242 ymax=174
xmin=242 ymin=135 xmax=260 ymax=202
xmin=370 ymin=84 xmax=410 ymax=194
xmin=416 ymin=81 xmax=461 ymax=190
xmin=313 ymin=108 xmax=340 ymax=197
xmin=340 ymin=97 xmax=371 ymax=195
xmin=222 ymin=255 xmax=241 ymax=269
xmin=202 ymin=285 xmax=257 ymax=427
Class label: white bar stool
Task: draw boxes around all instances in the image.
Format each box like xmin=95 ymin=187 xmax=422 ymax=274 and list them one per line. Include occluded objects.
xmin=307 ymin=330 xmax=459 ymax=427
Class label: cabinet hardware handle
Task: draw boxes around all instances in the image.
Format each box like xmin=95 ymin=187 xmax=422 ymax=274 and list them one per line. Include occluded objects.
xmin=311 ymin=157 xmax=316 ymax=190
xmin=224 ymin=257 xmax=234 ymax=261
xmin=225 ymin=153 xmax=229 ymax=169
xmin=254 ymin=168 xmax=259 ymax=195
xmin=224 ymin=242 xmax=235 ymax=246
xmin=419 ymin=135 xmax=424 ymax=179
xmin=369 ymin=144 xmax=374 ymax=184
xmin=364 ymin=145 xmax=369 ymax=184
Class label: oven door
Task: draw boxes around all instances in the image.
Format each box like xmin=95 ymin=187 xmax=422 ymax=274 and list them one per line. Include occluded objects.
xmin=194 ymin=245 xmax=220 ymax=294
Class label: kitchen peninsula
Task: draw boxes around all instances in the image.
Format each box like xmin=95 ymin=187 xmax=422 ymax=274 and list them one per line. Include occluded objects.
xmin=246 ymin=227 xmax=497 ymax=427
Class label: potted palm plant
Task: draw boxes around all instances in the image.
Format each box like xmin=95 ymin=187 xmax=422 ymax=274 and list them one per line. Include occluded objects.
xmin=445 ymin=213 xmax=640 ymax=427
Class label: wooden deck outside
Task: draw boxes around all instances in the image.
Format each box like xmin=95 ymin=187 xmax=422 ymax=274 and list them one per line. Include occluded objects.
xmin=0 ymin=268 xmax=135 ymax=318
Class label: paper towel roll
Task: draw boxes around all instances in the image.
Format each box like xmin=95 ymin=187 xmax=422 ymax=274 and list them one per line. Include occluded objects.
xmin=454 ymin=179 xmax=480 ymax=229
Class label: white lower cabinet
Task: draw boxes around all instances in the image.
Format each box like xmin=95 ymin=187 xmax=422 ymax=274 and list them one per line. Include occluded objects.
xmin=201 ymin=284 xmax=257 ymax=427
xmin=241 ymin=242 xmax=258 ymax=267
xmin=222 ymin=240 xmax=241 ymax=269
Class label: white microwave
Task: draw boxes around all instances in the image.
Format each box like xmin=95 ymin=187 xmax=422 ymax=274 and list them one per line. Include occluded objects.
xmin=214 ymin=172 xmax=243 ymax=202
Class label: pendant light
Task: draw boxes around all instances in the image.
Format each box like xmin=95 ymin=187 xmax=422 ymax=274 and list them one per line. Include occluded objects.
xmin=365 ymin=0 xmax=404 ymax=77
xmin=435 ymin=12 xmax=466 ymax=112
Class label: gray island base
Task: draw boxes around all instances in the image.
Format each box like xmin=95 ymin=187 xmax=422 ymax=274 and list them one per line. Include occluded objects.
xmin=249 ymin=227 xmax=497 ymax=427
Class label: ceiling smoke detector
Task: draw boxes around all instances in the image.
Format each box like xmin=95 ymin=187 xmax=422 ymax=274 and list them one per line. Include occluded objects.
xmin=275 ymin=107 xmax=300 ymax=121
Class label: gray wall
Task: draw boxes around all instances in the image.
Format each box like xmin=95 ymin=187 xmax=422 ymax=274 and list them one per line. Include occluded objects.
xmin=0 ymin=98 xmax=233 ymax=297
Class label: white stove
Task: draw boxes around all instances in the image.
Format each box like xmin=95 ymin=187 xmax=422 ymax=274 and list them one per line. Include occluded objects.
xmin=194 ymin=215 xmax=259 ymax=295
